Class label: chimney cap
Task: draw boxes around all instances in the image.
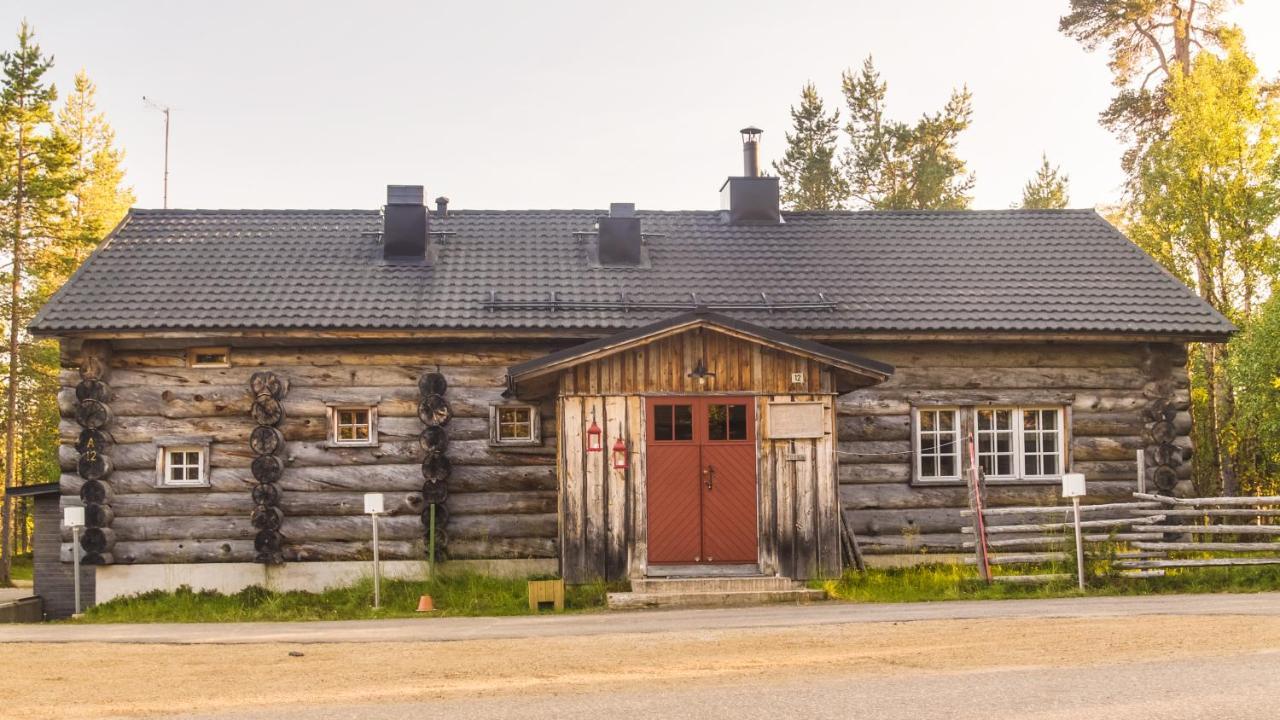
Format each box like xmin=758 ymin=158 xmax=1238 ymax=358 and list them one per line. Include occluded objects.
xmin=740 ymin=127 xmax=763 ymax=141
xmin=434 ymin=195 xmax=449 ymax=205
xmin=609 ymin=202 xmax=636 ymax=218
xmin=387 ymin=185 xmax=424 ymax=205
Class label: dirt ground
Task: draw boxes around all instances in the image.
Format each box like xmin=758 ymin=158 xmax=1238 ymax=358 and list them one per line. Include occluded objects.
xmin=3 ymin=614 xmax=1278 ymax=720
xmin=10 ymin=609 xmax=1280 ymax=717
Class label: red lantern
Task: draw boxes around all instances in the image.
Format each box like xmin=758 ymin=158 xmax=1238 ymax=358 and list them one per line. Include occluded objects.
xmin=612 ymin=436 xmax=628 ymax=469
xmin=586 ymin=418 xmax=602 ymax=452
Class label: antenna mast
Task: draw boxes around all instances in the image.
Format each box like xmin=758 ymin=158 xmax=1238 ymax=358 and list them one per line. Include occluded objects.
xmin=142 ymin=96 xmax=171 ymax=208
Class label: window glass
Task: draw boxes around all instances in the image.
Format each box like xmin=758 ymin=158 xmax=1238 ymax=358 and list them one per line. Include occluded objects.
xmin=976 ymin=409 xmax=1015 ymax=478
xmin=728 ymin=404 xmax=747 ymax=440
xmin=1022 ymin=408 xmax=1062 ymax=477
xmin=163 ymin=448 xmax=204 ymax=486
xmin=674 ymin=405 xmax=693 ymax=441
xmin=654 ymin=405 xmax=673 ymax=441
xmin=916 ymin=409 xmax=959 ymax=480
xmin=334 ymin=408 xmax=373 ymax=444
xmin=708 ymin=404 xmax=727 ymax=441
xmin=497 ymin=406 xmax=533 ymax=441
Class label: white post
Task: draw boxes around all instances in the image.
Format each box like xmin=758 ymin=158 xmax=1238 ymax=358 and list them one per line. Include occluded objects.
xmin=364 ymin=493 xmax=384 ymax=609
xmin=1136 ymin=449 xmax=1146 ymax=495
xmin=72 ymin=525 xmax=82 ymax=616
xmin=64 ymin=505 xmax=85 ymax=617
xmin=1072 ymin=495 xmax=1085 ymax=591
xmin=373 ymin=512 xmax=381 ymax=607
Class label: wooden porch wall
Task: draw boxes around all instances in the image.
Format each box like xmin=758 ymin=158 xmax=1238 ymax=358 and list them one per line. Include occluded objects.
xmin=757 ymin=395 xmax=841 ymax=580
xmin=56 ymin=342 xmax=565 ymax=564
xmin=558 ymin=327 xmax=830 ymax=395
xmin=833 ymin=341 xmax=1192 ymax=555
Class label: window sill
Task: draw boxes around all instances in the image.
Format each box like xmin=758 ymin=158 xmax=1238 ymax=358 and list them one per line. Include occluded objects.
xmin=489 ymin=439 xmax=542 ymax=448
xmin=910 ymin=477 xmax=1065 ymax=487
xmin=325 ymin=440 xmax=380 ymax=449
xmin=157 ymin=482 xmax=211 ymax=490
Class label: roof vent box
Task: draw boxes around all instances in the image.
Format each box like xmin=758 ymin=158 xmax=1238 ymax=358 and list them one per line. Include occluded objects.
xmin=720 ymin=176 xmax=781 ymax=224
xmin=597 ymin=202 xmax=642 ymax=266
xmin=383 ymin=184 xmax=429 ymax=262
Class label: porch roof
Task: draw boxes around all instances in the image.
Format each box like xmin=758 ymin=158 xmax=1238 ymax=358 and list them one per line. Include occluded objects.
xmin=506 ymin=311 xmax=894 ymax=398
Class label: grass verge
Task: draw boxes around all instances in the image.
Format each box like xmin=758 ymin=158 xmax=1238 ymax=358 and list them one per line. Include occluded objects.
xmin=10 ymin=554 xmax=32 ymax=582
xmin=818 ymin=562 xmax=1280 ymax=603
xmin=77 ymin=573 xmax=621 ymax=623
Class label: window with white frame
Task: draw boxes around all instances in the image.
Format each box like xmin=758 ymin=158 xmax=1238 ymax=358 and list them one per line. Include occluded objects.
xmin=328 ymin=406 xmax=377 ymax=446
xmin=156 ymin=439 xmax=211 ymax=488
xmin=1021 ymin=407 xmax=1064 ymax=478
xmin=490 ymin=404 xmax=540 ymax=445
xmin=976 ymin=408 xmax=1016 ymax=479
xmin=915 ymin=408 xmax=960 ymax=481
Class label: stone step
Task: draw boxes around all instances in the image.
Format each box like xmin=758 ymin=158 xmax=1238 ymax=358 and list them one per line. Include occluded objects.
xmin=630 ymin=576 xmax=802 ymax=593
xmin=606 ymin=587 xmax=827 ymax=610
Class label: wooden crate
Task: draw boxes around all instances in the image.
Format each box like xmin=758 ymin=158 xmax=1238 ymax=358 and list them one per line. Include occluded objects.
xmin=527 ymin=579 xmax=565 ymax=612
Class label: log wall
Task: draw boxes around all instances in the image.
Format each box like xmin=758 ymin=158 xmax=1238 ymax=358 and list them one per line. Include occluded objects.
xmin=57 ymin=341 xmax=566 ymax=565
xmin=833 ymin=341 xmax=1192 ymax=554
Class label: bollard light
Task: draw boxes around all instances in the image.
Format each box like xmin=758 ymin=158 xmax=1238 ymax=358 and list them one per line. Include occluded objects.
xmin=64 ymin=505 xmax=86 ymax=616
xmin=364 ymin=493 xmax=385 ymax=609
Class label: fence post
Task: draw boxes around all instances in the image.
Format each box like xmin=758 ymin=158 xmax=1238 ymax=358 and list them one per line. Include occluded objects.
xmin=1137 ymin=449 xmax=1146 ymax=495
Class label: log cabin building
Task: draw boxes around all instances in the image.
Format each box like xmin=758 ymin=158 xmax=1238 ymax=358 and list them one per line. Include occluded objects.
xmin=29 ymin=129 xmax=1232 ymax=612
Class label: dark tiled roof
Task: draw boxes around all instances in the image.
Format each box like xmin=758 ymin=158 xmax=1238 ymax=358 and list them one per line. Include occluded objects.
xmin=30 ymin=207 xmax=1233 ymax=338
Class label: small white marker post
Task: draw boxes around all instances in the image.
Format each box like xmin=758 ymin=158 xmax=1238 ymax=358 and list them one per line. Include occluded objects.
xmin=364 ymin=493 xmax=385 ymax=609
xmin=1062 ymin=473 xmax=1088 ymax=591
xmin=64 ymin=506 xmax=86 ymax=616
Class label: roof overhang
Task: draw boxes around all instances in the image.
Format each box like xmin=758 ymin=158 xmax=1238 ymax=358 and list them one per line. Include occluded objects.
xmin=506 ymin=311 xmax=894 ymax=398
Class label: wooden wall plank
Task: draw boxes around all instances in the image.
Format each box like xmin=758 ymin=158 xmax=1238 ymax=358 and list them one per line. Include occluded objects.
xmin=559 ymin=396 xmax=586 ymax=581
xmin=604 ymin=395 xmax=629 ymax=580
xmin=582 ymin=396 xmax=607 ymax=580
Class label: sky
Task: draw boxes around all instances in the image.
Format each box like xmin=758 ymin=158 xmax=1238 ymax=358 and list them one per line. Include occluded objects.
xmin=7 ymin=0 xmax=1280 ymax=212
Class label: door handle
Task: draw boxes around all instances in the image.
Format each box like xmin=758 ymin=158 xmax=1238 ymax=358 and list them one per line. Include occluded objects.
xmin=704 ymin=464 xmax=715 ymax=490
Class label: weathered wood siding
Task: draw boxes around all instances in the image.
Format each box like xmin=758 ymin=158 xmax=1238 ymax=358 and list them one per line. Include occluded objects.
xmin=559 ymin=327 xmax=831 ymax=395
xmin=834 ymin=341 xmax=1192 ymax=554
xmin=57 ymin=342 xmax=565 ymax=565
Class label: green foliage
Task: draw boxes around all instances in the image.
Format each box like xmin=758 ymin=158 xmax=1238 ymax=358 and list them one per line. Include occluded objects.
xmin=76 ymin=573 xmax=619 ymax=623
xmin=840 ymin=57 xmax=975 ymax=210
xmin=1227 ymin=293 xmax=1280 ymax=495
xmin=772 ymin=82 xmax=847 ymax=211
xmin=1020 ymin=154 xmax=1070 ymax=209
xmin=818 ymin=562 xmax=1280 ymax=603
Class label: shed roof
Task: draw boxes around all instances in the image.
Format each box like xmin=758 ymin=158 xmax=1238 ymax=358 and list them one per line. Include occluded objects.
xmin=30 ymin=207 xmax=1234 ymax=340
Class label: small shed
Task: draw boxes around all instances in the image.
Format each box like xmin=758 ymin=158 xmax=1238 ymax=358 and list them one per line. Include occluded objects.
xmin=8 ymin=482 xmax=91 ymax=619
xmin=507 ymin=311 xmax=892 ymax=582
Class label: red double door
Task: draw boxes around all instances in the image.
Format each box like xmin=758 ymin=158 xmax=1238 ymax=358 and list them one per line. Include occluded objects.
xmin=646 ymin=397 xmax=758 ymax=565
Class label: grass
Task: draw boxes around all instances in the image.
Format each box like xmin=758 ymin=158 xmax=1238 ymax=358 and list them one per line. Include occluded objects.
xmin=817 ymin=561 xmax=1280 ymax=603
xmin=77 ymin=572 xmax=622 ymax=623
xmin=10 ymin=554 xmax=32 ymax=582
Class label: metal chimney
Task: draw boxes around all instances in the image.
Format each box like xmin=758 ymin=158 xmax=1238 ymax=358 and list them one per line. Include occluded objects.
xmin=741 ymin=126 xmax=762 ymax=177
xmin=383 ymin=185 xmax=429 ymax=262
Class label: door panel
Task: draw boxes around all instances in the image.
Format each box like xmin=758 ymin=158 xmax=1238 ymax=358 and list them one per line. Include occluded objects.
xmin=645 ymin=397 xmax=758 ymax=566
xmin=645 ymin=400 xmax=702 ymax=563
xmin=700 ymin=399 xmax=757 ymax=563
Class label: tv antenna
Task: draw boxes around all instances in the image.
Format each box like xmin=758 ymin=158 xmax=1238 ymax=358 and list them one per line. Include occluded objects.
xmin=142 ymin=96 xmax=171 ymax=208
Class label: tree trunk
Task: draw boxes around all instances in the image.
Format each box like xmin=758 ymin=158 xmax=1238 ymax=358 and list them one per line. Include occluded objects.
xmin=2 ymin=123 xmax=24 ymax=587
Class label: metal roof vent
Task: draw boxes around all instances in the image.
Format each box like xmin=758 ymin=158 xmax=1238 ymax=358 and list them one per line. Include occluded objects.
xmin=383 ymin=185 xmax=429 ymax=262
xmin=597 ymin=202 xmax=642 ymax=266
xmin=720 ymin=127 xmax=781 ymax=224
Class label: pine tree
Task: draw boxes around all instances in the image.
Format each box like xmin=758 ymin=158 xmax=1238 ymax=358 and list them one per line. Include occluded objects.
xmin=0 ymin=22 xmax=76 ymax=584
xmin=841 ymin=57 xmax=975 ymax=210
xmin=772 ymin=83 xmax=847 ymax=211
xmin=39 ymin=69 xmax=133 ymax=294
xmin=1020 ymin=154 xmax=1070 ymax=209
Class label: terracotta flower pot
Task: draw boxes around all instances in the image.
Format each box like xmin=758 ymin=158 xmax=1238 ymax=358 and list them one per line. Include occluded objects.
xmin=417 ymin=595 xmax=435 ymax=612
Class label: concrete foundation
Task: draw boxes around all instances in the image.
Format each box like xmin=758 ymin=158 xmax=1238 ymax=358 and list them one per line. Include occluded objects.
xmin=95 ymin=558 xmax=558 ymax=604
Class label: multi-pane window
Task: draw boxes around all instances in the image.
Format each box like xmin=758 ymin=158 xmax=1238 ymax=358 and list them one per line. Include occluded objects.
xmin=916 ymin=408 xmax=960 ymax=480
xmin=652 ymin=403 xmax=694 ymax=441
xmin=491 ymin=405 xmax=541 ymax=445
xmin=976 ymin=409 xmax=1016 ymax=478
xmin=160 ymin=446 xmax=207 ymax=487
xmin=1022 ymin=408 xmax=1063 ymax=477
xmin=330 ymin=407 xmax=376 ymax=446
xmin=914 ymin=406 xmax=1067 ymax=483
xmin=707 ymin=403 xmax=748 ymax=441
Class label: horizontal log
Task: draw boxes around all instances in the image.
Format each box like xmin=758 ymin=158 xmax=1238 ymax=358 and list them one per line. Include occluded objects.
xmin=1133 ymin=493 xmax=1280 ymax=507
xmin=63 ymin=364 xmax=508 ymax=390
xmin=838 ymin=463 xmax=911 ymax=485
xmin=1132 ymin=508 xmax=1280 ymax=518
xmin=881 ymin=366 xmax=1147 ymax=391
xmin=446 ymin=537 xmax=558 ymax=559
xmin=993 ymin=573 xmax=1072 ymax=584
xmin=844 ymin=508 xmax=966 ymax=536
xmin=1150 ymin=524 xmax=1280 ymax=535
xmin=967 ymin=532 xmax=1164 ymax=549
xmin=109 ymin=535 xmax=557 ymax=564
xmin=969 ymin=516 xmax=1162 ymax=534
xmin=110 ymin=492 xmax=430 ymax=518
xmin=838 ymin=415 xmax=910 ymax=442
xmin=965 ymin=501 xmax=1160 ymax=517
xmin=110 ymin=343 xmax=555 ymax=369
xmin=1115 ymin=557 xmax=1280 ymax=569
xmin=964 ymin=552 xmax=1069 ymax=565
xmin=1071 ymin=411 xmax=1144 ymax=437
xmin=858 ymin=532 xmax=968 ymax=554
xmin=1131 ymin=541 xmax=1280 ymax=552
xmin=1072 ymin=460 xmax=1139 ymax=482
xmin=836 ymin=440 xmax=911 ymax=464
xmin=1072 ymin=436 xmax=1145 ymax=462
xmin=841 ymin=481 xmax=1142 ymax=510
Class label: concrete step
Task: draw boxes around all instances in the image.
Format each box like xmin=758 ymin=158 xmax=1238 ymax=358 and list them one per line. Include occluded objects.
xmin=607 ymin=587 xmax=827 ymax=610
xmin=630 ymin=576 xmax=802 ymax=593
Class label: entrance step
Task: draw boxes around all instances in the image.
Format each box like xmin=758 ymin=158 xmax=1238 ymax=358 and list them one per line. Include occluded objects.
xmin=607 ymin=576 xmax=826 ymax=610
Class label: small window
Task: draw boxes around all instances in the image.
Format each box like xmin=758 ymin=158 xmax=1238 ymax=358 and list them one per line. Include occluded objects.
xmin=652 ymin=403 xmax=694 ymax=442
xmin=915 ymin=408 xmax=960 ymax=482
xmin=976 ymin=408 xmax=1016 ymax=479
xmin=187 ymin=347 xmax=230 ymax=368
xmin=490 ymin=405 xmax=541 ymax=445
xmin=327 ymin=405 xmax=378 ymax=447
xmin=156 ymin=443 xmax=210 ymax=488
xmin=707 ymin=403 xmax=748 ymax=441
